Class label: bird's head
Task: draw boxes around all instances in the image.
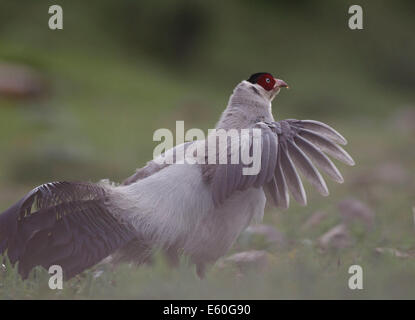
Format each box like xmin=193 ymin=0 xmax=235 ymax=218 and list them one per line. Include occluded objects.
xmin=220 ymin=72 xmax=289 ymax=129
xmin=246 ymin=72 xmax=289 ymax=102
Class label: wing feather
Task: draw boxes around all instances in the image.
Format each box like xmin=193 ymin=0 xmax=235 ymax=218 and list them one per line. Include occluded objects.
xmin=287 ymin=139 xmax=329 ymax=196
xmin=280 ymin=143 xmax=307 ymax=206
xmin=266 ymin=131 xmax=278 ymax=182
xmin=294 ymin=135 xmax=344 ymax=183
xmin=208 ymin=119 xmax=353 ymax=208
xmin=274 ymin=147 xmax=290 ymax=209
xmin=254 ymin=131 xmax=270 ymax=187
xmin=298 ymin=128 xmax=355 ymax=166
xmin=265 ymin=178 xmax=279 ymax=207
xmin=291 ymin=120 xmax=347 ymax=145
xmin=0 ymin=182 xmax=136 ymax=280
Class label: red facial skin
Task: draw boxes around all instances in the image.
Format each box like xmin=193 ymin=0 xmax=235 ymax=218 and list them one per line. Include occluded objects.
xmin=256 ymin=73 xmax=276 ymax=91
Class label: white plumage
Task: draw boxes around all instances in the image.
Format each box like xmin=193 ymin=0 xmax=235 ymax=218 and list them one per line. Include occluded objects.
xmin=0 ymin=72 xmax=354 ymax=279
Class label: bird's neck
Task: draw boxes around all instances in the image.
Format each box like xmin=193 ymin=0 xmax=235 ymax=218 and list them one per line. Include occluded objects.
xmin=215 ymin=84 xmax=274 ymax=130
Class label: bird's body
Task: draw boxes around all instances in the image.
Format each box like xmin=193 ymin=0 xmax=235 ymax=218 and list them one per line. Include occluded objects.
xmin=0 ymin=73 xmax=355 ymax=279
xmin=107 ymin=80 xmax=275 ymax=274
xmin=109 ymin=164 xmax=265 ymax=274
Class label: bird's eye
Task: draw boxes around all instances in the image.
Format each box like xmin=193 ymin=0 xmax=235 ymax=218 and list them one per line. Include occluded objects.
xmin=256 ymin=74 xmax=275 ymax=91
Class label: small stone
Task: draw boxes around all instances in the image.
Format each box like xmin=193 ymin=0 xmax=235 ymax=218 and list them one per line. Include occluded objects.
xmin=375 ymin=247 xmax=410 ymax=259
xmin=93 ymin=270 xmax=104 ymax=279
xmin=0 ymin=62 xmax=47 ymax=99
xmin=220 ymin=250 xmax=269 ymax=273
xmin=301 ymin=211 xmax=328 ymax=231
xmin=318 ymin=224 xmax=352 ymax=249
xmin=338 ymin=198 xmax=375 ymax=228
xmin=243 ymin=224 xmax=285 ymax=247
xmin=300 ymin=238 xmax=313 ymax=247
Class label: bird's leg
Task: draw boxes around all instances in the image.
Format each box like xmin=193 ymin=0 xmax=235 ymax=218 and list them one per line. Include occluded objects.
xmin=196 ymin=263 xmax=206 ymax=279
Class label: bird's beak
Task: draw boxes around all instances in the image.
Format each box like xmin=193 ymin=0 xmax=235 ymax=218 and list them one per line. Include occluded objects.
xmin=274 ymin=78 xmax=289 ymax=89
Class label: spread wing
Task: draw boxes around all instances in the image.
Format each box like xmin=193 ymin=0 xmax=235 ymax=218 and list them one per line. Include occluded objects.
xmin=210 ymin=119 xmax=355 ymax=208
xmin=0 ymin=182 xmax=136 ymax=279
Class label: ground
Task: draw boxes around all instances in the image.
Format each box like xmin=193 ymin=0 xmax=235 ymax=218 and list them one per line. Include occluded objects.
xmin=0 ymin=0 xmax=414 ymax=299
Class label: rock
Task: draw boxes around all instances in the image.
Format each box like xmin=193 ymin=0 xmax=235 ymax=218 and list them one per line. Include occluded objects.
xmin=242 ymin=224 xmax=286 ymax=247
xmin=0 ymin=62 xmax=47 ymax=99
xmin=300 ymin=238 xmax=313 ymax=247
xmin=301 ymin=211 xmax=328 ymax=231
xmin=338 ymin=198 xmax=375 ymax=228
xmin=318 ymin=224 xmax=352 ymax=249
xmin=93 ymin=270 xmax=104 ymax=279
xmin=375 ymin=247 xmax=411 ymax=259
xmin=219 ymin=250 xmax=269 ymax=273
xmin=393 ymin=107 xmax=415 ymax=134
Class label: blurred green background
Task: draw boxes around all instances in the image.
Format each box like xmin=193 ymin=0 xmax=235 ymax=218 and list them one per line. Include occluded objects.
xmin=0 ymin=0 xmax=414 ymax=299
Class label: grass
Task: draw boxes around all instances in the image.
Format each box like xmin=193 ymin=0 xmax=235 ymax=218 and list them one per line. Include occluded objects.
xmin=1 ymin=65 xmax=414 ymax=299
xmin=0 ymin=0 xmax=414 ymax=299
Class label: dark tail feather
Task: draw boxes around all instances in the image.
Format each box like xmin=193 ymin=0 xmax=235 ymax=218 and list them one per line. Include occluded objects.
xmin=0 ymin=181 xmax=136 ymax=280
